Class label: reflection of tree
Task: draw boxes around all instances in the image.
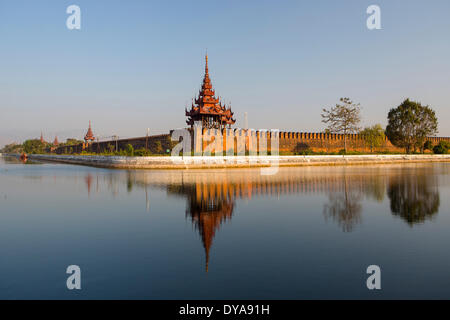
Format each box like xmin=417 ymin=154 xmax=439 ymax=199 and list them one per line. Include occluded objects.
xmin=126 ymin=172 xmax=133 ymax=193
xmin=387 ymin=173 xmax=440 ymax=226
xmin=323 ymin=177 xmax=363 ymax=232
xmin=364 ymin=174 xmax=385 ymax=203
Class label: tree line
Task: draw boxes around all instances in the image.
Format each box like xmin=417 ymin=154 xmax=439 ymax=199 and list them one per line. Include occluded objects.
xmin=0 ymin=138 xmax=83 ymax=154
xmin=321 ymin=98 xmax=449 ymax=154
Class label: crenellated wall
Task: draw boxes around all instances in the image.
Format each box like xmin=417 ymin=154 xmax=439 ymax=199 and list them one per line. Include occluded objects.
xmin=278 ymin=132 xmax=394 ymax=153
xmin=197 ymin=128 xmax=402 ymax=154
xmin=277 ymin=132 xmax=450 ymax=153
xmin=54 ymin=128 xmax=450 ymax=155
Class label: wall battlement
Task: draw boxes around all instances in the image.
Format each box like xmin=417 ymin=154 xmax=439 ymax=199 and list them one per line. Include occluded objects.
xmin=54 ymin=128 xmax=450 ymax=155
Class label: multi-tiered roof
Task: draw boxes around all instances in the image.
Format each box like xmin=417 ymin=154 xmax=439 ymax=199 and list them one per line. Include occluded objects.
xmin=84 ymin=121 xmax=95 ymax=143
xmin=185 ymin=55 xmax=235 ymax=129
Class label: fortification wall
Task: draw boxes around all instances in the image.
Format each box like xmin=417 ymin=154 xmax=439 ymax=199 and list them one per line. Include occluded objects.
xmin=54 ymin=129 xmax=450 ymax=155
xmin=199 ymin=129 xmax=450 ymax=154
xmin=278 ymin=132 xmax=399 ymax=153
xmin=55 ymin=134 xmax=172 ymax=155
xmin=198 ymin=129 xmax=404 ymax=154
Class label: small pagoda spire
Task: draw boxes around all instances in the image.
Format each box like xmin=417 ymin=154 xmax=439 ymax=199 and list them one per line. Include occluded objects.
xmin=84 ymin=120 xmax=95 ymax=143
xmin=205 ymin=51 xmax=209 ymax=74
xmin=53 ymin=136 xmax=59 ymax=146
xmin=40 ymin=132 xmax=44 ymax=143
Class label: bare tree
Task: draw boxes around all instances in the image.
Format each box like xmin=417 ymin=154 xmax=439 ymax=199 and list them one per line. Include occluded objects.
xmin=321 ymin=97 xmax=361 ymax=153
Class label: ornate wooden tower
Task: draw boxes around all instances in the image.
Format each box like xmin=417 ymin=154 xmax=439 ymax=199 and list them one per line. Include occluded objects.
xmin=84 ymin=121 xmax=95 ymax=144
xmin=185 ymin=54 xmax=236 ymax=129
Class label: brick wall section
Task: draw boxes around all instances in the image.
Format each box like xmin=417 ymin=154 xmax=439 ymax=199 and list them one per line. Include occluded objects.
xmin=55 ymin=134 xmax=172 ymax=155
xmin=198 ymin=129 xmax=406 ymax=154
xmin=278 ymin=132 xmax=397 ymax=153
xmin=278 ymin=133 xmax=450 ymax=153
xmin=55 ymin=130 xmax=450 ymax=155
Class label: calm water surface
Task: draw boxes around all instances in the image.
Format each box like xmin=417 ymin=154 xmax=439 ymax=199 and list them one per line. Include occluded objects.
xmin=1 ymin=156 xmax=450 ymax=299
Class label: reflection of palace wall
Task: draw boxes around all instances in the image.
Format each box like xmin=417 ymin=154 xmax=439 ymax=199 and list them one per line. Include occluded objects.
xmin=159 ymin=169 xmax=388 ymax=269
xmin=132 ymin=168 xmax=385 ymax=198
xmin=85 ymin=165 xmax=441 ymax=271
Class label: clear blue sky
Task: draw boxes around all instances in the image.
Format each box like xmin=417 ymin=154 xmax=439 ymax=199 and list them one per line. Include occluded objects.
xmin=1 ymin=0 xmax=450 ymax=145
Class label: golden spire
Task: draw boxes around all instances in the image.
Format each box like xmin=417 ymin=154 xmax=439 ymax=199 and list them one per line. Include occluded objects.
xmin=205 ymin=51 xmax=208 ymax=74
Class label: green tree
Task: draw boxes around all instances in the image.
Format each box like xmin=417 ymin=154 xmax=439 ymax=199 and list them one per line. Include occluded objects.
xmin=321 ymin=97 xmax=362 ymax=153
xmin=423 ymin=140 xmax=433 ymax=152
xmin=433 ymin=141 xmax=450 ymax=154
xmin=386 ymin=99 xmax=438 ymax=154
xmin=107 ymin=144 xmax=115 ymax=154
xmin=23 ymin=139 xmax=47 ymax=154
xmin=0 ymin=143 xmax=23 ymax=154
xmin=134 ymin=148 xmax=152 ymax=156
xmin=360 ymin=124 xmax=385 ymax=153
xmin=64 ymin=138 xmax=83 ymax=146
xmin=125 ymin=144 xmax=134 ymax=156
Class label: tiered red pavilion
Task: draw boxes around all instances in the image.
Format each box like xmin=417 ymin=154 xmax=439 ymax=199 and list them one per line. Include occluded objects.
xmin=185 ymin=54 xmax=235 ymax=129
xmin=84 ymin=121 xmax=95 ymax=144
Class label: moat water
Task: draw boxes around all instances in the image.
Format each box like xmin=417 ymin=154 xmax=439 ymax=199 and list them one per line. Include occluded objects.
xmin=1 ymin=155 xmax=450 ymax=299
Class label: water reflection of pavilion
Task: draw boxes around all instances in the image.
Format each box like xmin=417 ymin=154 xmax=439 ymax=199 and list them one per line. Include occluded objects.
xmin=129 ymin=168 xmax=391 ymax=271
xmin=167 ymin=184 xmax=234 ymax=272
xmin=88 ymin=166 xmax=441 ymax=271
